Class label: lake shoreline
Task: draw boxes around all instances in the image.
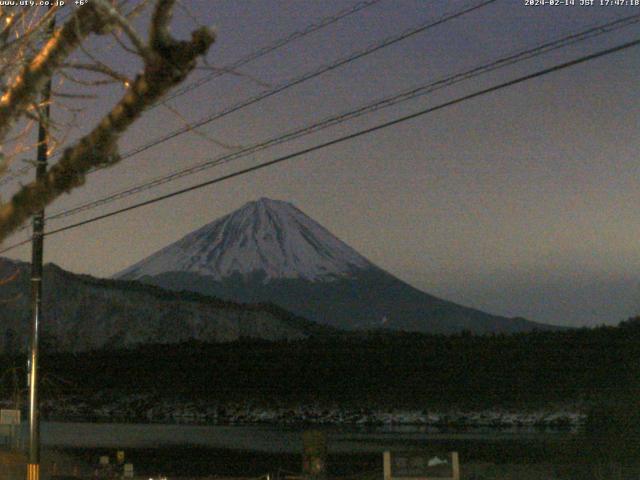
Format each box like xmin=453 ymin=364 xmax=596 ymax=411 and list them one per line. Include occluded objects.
xmin=14 ymin=421 xmax=630 ymax=479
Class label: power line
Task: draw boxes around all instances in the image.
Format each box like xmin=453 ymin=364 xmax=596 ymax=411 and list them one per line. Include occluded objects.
xmin=106 ymin=0 xmax=500 ymax=163
xmin=1 ymin=34 xmax=637 ymax=254
xmin=1 ymin=236 xmax=31 ymax=254
xmin=41 ymin=12 xmax=640 ymax=224
xmin=0 ymin=0 xmax=499 ymax=188
xmin=162 ymin=0 xmax=386 ymax=104
xmin=0 ymin=0 xmax=386 ymax=188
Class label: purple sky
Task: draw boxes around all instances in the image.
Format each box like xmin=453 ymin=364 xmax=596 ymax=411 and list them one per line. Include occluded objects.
xmin=2 ymin=0 xmax=640 ymax=327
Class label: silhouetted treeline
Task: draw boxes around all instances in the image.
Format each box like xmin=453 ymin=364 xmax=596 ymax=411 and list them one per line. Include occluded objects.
xmin=2 ymin=318 xmax=640 ymax=408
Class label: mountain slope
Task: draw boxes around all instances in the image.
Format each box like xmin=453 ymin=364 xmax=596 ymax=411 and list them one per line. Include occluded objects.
xmin=117 ymin=198 xmax=554 ymax=334
xmin=0 ymin=258 xmax=328 ymax=353
xmin=145 ymin=269 xmax=549 ymax=333
xmin=118 ymin=197 xmax=372 ymax=281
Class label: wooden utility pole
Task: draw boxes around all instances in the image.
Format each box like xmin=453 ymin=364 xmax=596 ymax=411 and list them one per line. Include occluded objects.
xmin=27 ymin=10 xmax=55 ymax=480
xmin=26 ymin=87 xmax=49 ymax=480
xmin=302 ymin=430 xmax=328 ymax=480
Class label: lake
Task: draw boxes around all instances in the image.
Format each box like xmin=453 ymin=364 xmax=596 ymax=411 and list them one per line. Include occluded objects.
xmin=34 ymin=422 xmax=564 ymax=452
xmin=25 ymin=422 xmax=575 ymax=476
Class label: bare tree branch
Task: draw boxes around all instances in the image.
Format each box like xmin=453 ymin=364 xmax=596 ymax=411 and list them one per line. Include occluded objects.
xmin=62 ymin=63 xmax=131 ymax=86
xmin=159 ymin=100 xmax=241 ymax=150
xmin=0 ymin=1 xmax=215 ymax=243
xmin=0 ymin=3 xmax=114 ymax=173
xmin=150 ymin=0 xmax=176 ymax=50
xmin=95 ymin=0 xmax=154 ymax=62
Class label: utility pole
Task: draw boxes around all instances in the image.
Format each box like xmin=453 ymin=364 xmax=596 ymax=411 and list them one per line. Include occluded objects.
xmin=27 ymin=9 xmax=55 ymax=480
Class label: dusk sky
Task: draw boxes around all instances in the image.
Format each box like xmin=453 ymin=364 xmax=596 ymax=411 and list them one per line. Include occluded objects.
xmin=1 ymin=0 xmax=639 ymax=327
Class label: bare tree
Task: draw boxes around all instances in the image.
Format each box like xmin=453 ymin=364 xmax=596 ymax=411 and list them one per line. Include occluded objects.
xmin=0 ymin=0 xmax=215 ymax=243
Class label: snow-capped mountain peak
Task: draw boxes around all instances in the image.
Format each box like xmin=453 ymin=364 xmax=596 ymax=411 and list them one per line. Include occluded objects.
xmin=116 ymin=198 xmax=373 ymax=282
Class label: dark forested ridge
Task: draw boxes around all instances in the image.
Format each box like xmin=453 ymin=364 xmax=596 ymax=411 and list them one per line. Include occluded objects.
xmin=2 ymin=319 xmax=639 ymax=409
xmin=0 ymin=259 xmax=332 ymax=352
xmin=142 ymin=268 xmax=555 ymax=334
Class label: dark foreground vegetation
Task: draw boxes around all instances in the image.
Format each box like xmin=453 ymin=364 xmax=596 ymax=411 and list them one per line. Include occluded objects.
xmin=2 ymin=317 xmax=637 ymax=408
xmin=5 ymin=322 xmax=640 ymax=420
xmin=4 ymin=319 xmax=640 ymax=477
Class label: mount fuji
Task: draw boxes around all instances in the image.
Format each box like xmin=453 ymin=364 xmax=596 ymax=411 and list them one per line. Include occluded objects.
xmin=116 ymin=198 xmax=552 ymax=333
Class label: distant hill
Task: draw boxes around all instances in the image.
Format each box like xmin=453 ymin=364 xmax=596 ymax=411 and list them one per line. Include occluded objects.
xmin=0 ymin=257 xmax=328 ymax=353
xmin=117 ymin=197 xmax=556 ymax=334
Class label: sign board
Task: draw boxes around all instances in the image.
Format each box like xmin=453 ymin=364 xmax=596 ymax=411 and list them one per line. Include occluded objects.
xmin=383 ymin=451 xmax=460 ymax=480
xmin=0 ymin=409 xmax=20 ymax=425
xmin=123 ymin=463 xmax=134 ymax=478
xmin=99 ymin=455 xmax=110 ymax=466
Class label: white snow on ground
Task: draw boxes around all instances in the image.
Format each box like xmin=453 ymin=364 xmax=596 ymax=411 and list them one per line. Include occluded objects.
xmin=22 ymin=397 xmax=586 ymax=430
